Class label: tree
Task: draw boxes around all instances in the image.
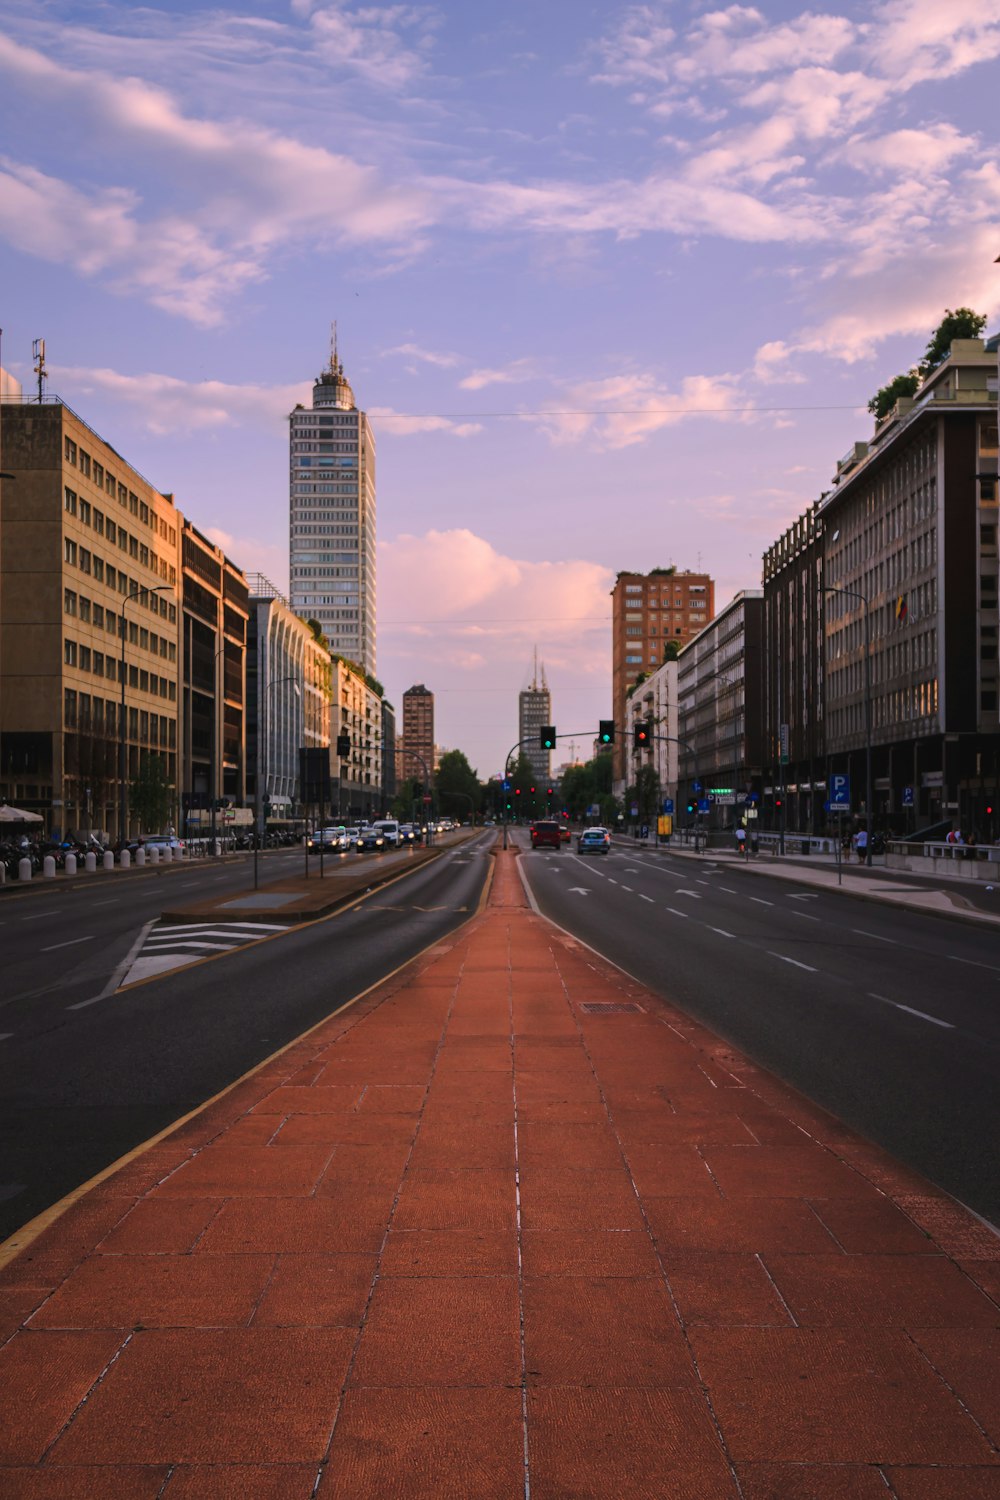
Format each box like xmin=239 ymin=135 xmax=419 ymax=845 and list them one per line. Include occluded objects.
xmin=920 ymin=307 xmax=987 ymax=376
xmin=436 ymin=748 xmax=481 ymax=821
xmin=130 ymin=752 xmax=174 ymax=833
xmin=867 ymin=370 xmax=920 ymax=421
xmin=662 ymin=639 xmax=681 ymax=662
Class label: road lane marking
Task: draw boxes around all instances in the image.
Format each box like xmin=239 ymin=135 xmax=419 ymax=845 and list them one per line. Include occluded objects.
xmin=675 ymin=890 xmax=702 ymax=898
xmin=852 ymin=929 xmax=897 ymax=944
xmin=719 ymin=886 xmax=738 ymax=894
xmin=768 ymin=952 xmax=817 ymax=972
xmin=41 ymin=936 xmax=94 ymax=952
xmin=707 ymin=926 xmax=736 ymax=938
xmin=20 ymin=913 xmax=52 ymax=922
xmin=749 ymin=897 xmax=773 ymax=907
xmin=665 ymin=908 xmax=690 ymax=918
xmin=869 ymin=993 xmax=954 ymax=1029
xmin=948 ymin=955 xmax=1000 ymax=975
xmin=621 ymin=885 xmax=634 ymax=892
xmin=792 ymin=912 xmax=820 ymax=921
xmin=788 ymin=893 xmax=818 ymax=901
xmin=640 ymin=894 xmax=654 ymax=903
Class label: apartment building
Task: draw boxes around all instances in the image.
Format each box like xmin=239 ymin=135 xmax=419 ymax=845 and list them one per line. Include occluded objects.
xmin=1 ymin=398 xmax=182 ymax=839
xmin=399 ymin=684 xmax=434 ymax=786
xmin=624 ymin=658 xmax=679 ymax=807
xmin=611 ymin=568 xmax=714 ymax=780
xmin=677 ymin=591 xmax=764 ymax=829
xmin=331 ymin=655 xmax=383 ymax=819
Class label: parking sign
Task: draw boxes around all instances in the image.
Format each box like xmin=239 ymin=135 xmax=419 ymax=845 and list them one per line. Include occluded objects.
xmin=830 ymin=773 xmax=851 ymax=808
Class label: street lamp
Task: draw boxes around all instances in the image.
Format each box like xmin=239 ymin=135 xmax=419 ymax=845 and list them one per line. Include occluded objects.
xmin=253 ymin=671 xmax=300 ymax=890
xmin=821 ymin=583 xmax=873 ymax=867
xmin=119 ymin=585 xmax=172 ymax=847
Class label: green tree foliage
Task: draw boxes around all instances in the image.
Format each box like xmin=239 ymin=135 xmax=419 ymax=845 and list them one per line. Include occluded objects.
xmin=130 ymin=753 xmax=174 ymax=833
xmin=920 ymin=307 xmax=987 ymax=376
xmin=560 ymin=751 xmax=615 ymax=822
xmin=662 ymin=639 xmax=681 ymax=662
xmin=867 ymin=370 xmax=920 ymax=421
xmin=436 ymin=748 xmax=481 ymax=821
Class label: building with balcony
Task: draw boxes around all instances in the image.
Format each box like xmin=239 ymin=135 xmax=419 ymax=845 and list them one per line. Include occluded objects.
xmin=180 ymin=523 xmax=248 ymax=830
xmin=1 ymin=397 xmax=182 ymax=839
xmin=611 ymin=568 xmax=714 ymax=780
xmin=331 ymin=655 xmax=383 ymax=820
xmin=624 ymin=659 xmax=679 ymax=810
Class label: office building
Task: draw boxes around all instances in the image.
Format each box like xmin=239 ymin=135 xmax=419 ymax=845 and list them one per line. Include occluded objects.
xmin=247 ymin=574 xmax=332 ymax=820
xmin=1 ymin=397 xmax=182 ymax=838
xmin=519 ymin=656 xmax=552 ymax=784
xmin=677 ymin=591 xmax=764 ymax=829
xmin=331 ymin=655 xmax=383 ymax=820
xmin=289 ymin=340 xmax=376 ymax=675
xmin=400 ymin=684 xmax=434 ymax=786
xmin=180 ymin=522 xmax=248 ymax=828
xmin=624 ymin=659 xmax=679 ymax=808
xmin=611 ymin=568 xmax=714 ymax=780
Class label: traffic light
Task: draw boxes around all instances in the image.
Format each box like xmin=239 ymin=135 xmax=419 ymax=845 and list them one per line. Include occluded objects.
xmin=546 ymin=787 xmax=554 ymax=797
xmin=598 ymin=719 xmax=615 ymax=745
xmin=774 ymin=796 xmax=783 ymax=810
xmin=540 ymin=726 xmax=556 ymax=750
xmin=514 ymin=787 xmax=521 ymax=797
xmin=530 ymin=786 xmax=536 ymax=795
xmin=413 ymin=782 xmax=423 ymax=798
xmin=633 ymin=722 xmax=650 ymax=748
xmin=336 ymin=733 xmax=351 ymax=759
xmin=686 ymin=799 xmax=695 ymax=815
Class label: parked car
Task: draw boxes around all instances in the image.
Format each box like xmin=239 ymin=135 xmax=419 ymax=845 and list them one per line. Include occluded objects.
xmin=530 ymin=820 xmax=563 ymax=851
xmin=577 ymin=827 xmax=611 ymax=855
xmin=143 ymin=835 xmax=185 ymax=853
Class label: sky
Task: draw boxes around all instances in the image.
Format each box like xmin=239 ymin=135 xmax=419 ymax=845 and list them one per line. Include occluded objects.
xmin=1 ymin=0 xmax=998 ymax=779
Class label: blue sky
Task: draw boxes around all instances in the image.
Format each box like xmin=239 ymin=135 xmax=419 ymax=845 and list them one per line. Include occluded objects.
xmin=1 ymin=0 xmax=998 ymax=777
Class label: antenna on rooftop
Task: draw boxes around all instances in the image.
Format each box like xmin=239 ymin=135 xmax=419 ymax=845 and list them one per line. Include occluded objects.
xmin=330 ymin=320 xmax=339 ymax=374
xmin=32 ymin=338 xmax=46 ymax=404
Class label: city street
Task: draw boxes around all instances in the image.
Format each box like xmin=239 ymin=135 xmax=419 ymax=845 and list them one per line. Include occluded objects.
xmin=518 ymin=834 xmax=1000 ymax=1226
xmin=0 ymin=833 xmax=494 ymax=1241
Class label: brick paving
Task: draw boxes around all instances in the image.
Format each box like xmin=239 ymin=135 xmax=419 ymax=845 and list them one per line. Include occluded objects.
xmin=1 ymin=848 xmax=998 ymax=1497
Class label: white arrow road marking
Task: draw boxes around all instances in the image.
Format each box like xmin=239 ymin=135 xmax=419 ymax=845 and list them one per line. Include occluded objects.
xmin=567 ymin=887 xmax=591 ymax=895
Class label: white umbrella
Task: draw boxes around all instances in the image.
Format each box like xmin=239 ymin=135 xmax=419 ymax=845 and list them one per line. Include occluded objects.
xmin=0 ymin=804 xmax=44 ymax=823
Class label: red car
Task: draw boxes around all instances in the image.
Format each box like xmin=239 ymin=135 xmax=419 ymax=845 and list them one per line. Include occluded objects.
xmin=530 ymin=820 xmax=562 ymax=850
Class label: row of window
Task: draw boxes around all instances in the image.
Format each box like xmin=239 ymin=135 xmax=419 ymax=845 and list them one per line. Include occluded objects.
xmin=63 ymin=689 xmax=178 ymax=747
xmin=64 ymin=442 xmax=177 ymax=546
xmin=65 ymin=490 xmax=177 ymax=587
xmin=64 ymin=589 xmax=178 ymax=657
xmin=64 ymin=638 xmax=178 ymax=700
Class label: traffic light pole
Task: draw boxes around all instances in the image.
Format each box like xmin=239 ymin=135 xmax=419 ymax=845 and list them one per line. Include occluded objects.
xmin=642 ymin=731 xmax=703 ymax=855
xmin=401 ymin=749 xmax=433 ymax=846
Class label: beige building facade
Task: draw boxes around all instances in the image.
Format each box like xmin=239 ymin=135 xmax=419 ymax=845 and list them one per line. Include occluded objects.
xmin=1 ymin=399 xmax=182 ymax=838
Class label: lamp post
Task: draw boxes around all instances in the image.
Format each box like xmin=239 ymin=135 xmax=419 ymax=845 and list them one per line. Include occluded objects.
xmin=821 ymin=583 xmax=873 ymax=867
xmin=253 ymin=671 xmax=300 ymax=890
xmin=119 ymin=585 xmax=171 ymax=848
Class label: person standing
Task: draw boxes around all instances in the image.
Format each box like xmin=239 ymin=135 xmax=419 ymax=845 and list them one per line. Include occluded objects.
xmin=855 ymin=826 xmax=868 ymax=864
xmin=735 ymin=824 xmax=747 ymax=856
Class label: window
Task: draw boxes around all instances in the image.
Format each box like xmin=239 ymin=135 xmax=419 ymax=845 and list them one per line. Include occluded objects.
xmin=64 ymin=688 xmax=77 ymax=727
xmin=79 ymin=646 xmax=91 ymax=672
xmin=64 ymin=589 xmax=77 ymax=616
xmin=92 ymin=557 xmax=104 ymax=583
xmin=64 ymin=639 xmax=78 ymax=666
xmin=65 ymin=438 xmax=77 ymax=465
xmin=93 ymin=509 xmax=104 ymax=537
xmin=129 ymin=492 xmax=139 ymax=516
xmin=106 ymin=472 xmax=116 ymax=497
xmin=94 ymin=652 xmax=104 ymax=676
xmin=64 ymin=538 xmax=77 ymax=565
xmin=93 ymin=462 xmax=104 ymax=488
xmin=79 ymin=548 xmax=91 ymax=575
xmin=64 ymin=488 xmax=77 ymax=516
xmin=79 ymin=450 xmax=91 ymax=478
xmin=79 ymin=597 xmax=91 ymax=623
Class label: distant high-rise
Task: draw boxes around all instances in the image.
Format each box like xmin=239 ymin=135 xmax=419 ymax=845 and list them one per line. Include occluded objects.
xmin=289 ymin=333 xmax=376 ymax=674
xmin=400 ymin=684 xmax=434 ymax=785
xmin=519 ymin=654 xmax=552 ymax=784
xmin=611 ymin=568 xmax=714 ymax=780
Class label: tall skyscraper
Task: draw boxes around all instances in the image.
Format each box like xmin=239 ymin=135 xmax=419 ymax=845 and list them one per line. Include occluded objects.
xmin=289 ymin=335 xmax=376 ymax=674
xmin=519 ymin=654 xmax=552 ymax=783
xmin=400 ymin=683 xmax=434 ymax=785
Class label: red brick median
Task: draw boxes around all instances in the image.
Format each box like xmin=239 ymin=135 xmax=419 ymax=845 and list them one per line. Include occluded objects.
xmin=1 ymin=848 xmax=998 ymax=1497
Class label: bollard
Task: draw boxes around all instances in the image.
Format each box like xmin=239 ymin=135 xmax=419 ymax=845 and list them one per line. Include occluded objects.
xmin=120 ymin=848 xmax=131 ymax=870
xmin=43 ymin=855 xmax=56 ymax=879
xmin=162 ymin=846 xmax=172 ymax=863
xmin=86 ymin=852 xmax=97 ymax=873
xmin=135 ymin=847 xmax=146 ymax=867
xmin=103 ymin=850 xmax=114 ymax=871
xmin=213 ymin=838 xmax=221 ymax=857
xmin=149 ymin=845 xmax=159 ymax=864
xmin=19 ymin=857 xmax=32 ymax=881
xmin=65 ymin=853 xmax=77 ymax=876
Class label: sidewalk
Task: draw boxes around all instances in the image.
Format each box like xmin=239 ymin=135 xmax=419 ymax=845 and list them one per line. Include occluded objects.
xmin=2 ymin=848 xmax=998 ymax=1497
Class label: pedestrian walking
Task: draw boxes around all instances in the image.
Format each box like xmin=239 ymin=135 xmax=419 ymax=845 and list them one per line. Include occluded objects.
xmin=854 ymin=826 xmax=868 ymax=864
xmin=735 ymin=824 xmax=747 ymax=856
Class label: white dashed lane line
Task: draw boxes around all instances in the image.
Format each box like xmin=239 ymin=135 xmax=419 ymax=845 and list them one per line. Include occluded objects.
xmin=749 ymin=897 xmax=773 ymax=907
xmin=674 ymin=891 xmax=702 ymax=899
xmin=41 ymin=936 xmax=94 ymax=953
xmin=768 ymin=952 xmax=817 ymax=972
xmin=718 ymin=886 xmax=738 ymax=894
xmin=852 ymin=929 xmax=897 ymax=944
xmin=665 ymin=908 xmax=690 ymax=919
xmin=707 ymin=927 xmax=736 ymax=939
xmin=869 ymin=992 xmax=954 ymax=1029
xmin=792 ymin=912 xmax=820 ymax=921
xmin=948 ymin=955 xmax=1000 ymax=975
xmin=640 ymin=894 xmax=654 ymax=903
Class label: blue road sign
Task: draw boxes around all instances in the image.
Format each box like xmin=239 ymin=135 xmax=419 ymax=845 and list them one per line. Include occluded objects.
xmin=830 ymin=773 xmax=851 ymax=807
xmin=692 ymin=780 xmax=702 ymax=793
xmin=902 ymin=786 xmax=914 ymax=807
xmin=663 ymin=798 xmax=674 ymax=814
xmin=697 ymin=797 xmax=710 ymax=814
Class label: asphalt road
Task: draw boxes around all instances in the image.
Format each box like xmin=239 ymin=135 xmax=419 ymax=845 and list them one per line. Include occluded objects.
xmin=0 ymin=834 xmax=493 ymax=1242
xmin=517 ymin=834 xmax=1000 ymax=1226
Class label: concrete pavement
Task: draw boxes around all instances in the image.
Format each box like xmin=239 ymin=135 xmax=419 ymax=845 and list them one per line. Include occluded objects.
xmin=1 ymin=846 xmax=998 ymax=1497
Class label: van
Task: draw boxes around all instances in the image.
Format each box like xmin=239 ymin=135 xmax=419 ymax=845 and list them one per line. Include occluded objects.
xmin=373 ymin=819 xmax=400 ymax=847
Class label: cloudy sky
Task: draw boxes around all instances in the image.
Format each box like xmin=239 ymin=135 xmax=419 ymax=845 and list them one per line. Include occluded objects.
xmin=1 ymin=0 xmax=998 ymax=777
